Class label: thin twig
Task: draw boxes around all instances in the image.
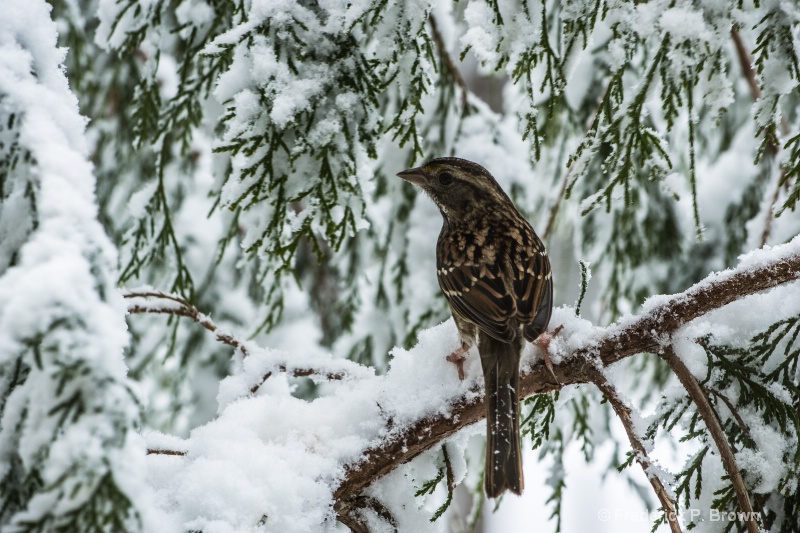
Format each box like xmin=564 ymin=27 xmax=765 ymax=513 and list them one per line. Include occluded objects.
xmin=443 ymin=444 xmax=456 ymax=495
xmin=146 ymin=448 xmax=187 ymax=456
xmin=591 ymin=370 xmax=683 ymax=533
xmin=661 ymin=346 xmax=761 ymax=533
xmin=249 ymin=366 xmax=347 ymax=394
xmin=702 ymin=384 xmax=753 ymax=444
xmin=125 ymin=289 xmax=249 ymax=356
xmin=760 ymin=168 xmax=788 ymax=248
xmin=732 ymin=26 xmax=791 ymax=247
xmin=731 ymin=27 xmax=762 ymax=104
xmin=336 ymin=495 xmax=398 ymax=533
xmin=125 ymin=290 xmax=354 ymax=389
xmin=542 ymin=166 xmax=571 ymax=240
xmin=542 ymin=84 xmax=608 ymax=240
xmin=429 ymin=14 xmax=470 ymax=113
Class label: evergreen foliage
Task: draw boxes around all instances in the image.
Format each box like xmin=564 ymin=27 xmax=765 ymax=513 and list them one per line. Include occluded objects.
xmin=0 ymin=0 xmax=799 ymax=531
xmin=0 ymin=2 xmax=143 ymax=530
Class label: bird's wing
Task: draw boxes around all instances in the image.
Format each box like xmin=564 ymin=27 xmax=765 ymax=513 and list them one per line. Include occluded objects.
xmin=512 ymin=251 xmax=551 ymax=325
xmin=523 ymin=275 xmax=552 ymax=341
xmin=437 ymin=261 xmax=517 ymax=343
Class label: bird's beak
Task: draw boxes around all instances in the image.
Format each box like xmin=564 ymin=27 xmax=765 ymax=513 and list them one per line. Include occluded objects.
xmin=396 ymin=167 xmax=427 ymax=186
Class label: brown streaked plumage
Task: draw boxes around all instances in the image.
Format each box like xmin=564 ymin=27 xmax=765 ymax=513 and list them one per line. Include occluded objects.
xmin=397 ymin=157 xmax=553 ymax=498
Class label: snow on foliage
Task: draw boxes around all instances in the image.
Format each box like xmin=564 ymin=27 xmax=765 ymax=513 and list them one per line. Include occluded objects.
xmin=135 ymin=238 xmax=799 ymax=533
xmin=1 ymin=0 xmax=799 ymax=531
xmin=144 ymin=319 xmax=480 ymax=533
xmin=0 ymin=0 xmax=149 ymax=530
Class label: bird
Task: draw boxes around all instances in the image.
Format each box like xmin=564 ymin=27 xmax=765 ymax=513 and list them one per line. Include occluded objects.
xmin=397 ymin=157 xmax=553 ymax=498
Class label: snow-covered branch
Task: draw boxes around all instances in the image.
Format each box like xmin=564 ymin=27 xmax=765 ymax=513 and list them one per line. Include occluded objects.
xmin=124 ymin=289 xmax=363 ymax=388
xmin=333 ymin=239 xmax=800 ymax=523
xmin=0 ymin=1 xmax=144 ymax=529
xmin=125 ymin=289 xmax=250 ymax=355
xmin=590 ymin=371 xmax=682 ymax=533
xmin=579 ymin=242 xmax=800 ymax=368
xmin=661 ymin=346 xmax=761 ymax=533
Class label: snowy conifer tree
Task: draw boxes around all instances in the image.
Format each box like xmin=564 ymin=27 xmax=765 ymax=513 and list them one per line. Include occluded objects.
xmin=0 ymin=1 xmax=149 ymax=530
xmin=1 ymin=0 xmax=799 ymax=531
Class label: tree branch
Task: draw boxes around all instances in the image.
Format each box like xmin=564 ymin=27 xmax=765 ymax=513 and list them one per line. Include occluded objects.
xmin=333 ymin=243 xmax=800 ymax=518
xmin=124 ymin=289 xmax=249 ymax=356
xmin=428 ymin=14 xmax=470 ymax=114
xmin=124 ymin=289 xmax=356 ymax=390
xmin=590 ymin=370 xmax=683 ymax=533
xmin=661 ymin=346 xmax=761 ymax=533
xmin=583 ymin=250 xmax=800 ymax=368
xmin=731 ymin=26 xmax=791 ymax=247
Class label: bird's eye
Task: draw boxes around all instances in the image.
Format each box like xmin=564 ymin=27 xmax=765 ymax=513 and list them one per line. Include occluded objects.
xmin=438 ymin=172 xmax=454 ymax=186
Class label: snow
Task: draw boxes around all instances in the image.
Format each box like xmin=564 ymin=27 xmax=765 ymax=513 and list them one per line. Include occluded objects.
xmin=0 ymin=0 xmax=148 ymax=528
xmin=133 ymin=259 xmax=800 ymax=532
xmin=659 ymin=7 xmax=712 ymax=43
xmin=461 ymin=1 xmax=502 ymax=67
xmin=128 ymin=181 xmax=159 ymax=219
xmin=9 ymin=0 xmax=798 ymax=531
xmin=156 ymin=53 xmax=179 ymax=100
xmin=175 ymin=0 xmax=215 ymax=30
xmin=145 ymin=318 xmax=483 ymax=532
xmin=737 ymin=233 xmax=800 ymax=271
xmin=538 ymin=307 xmax=600 ymax=367
xmin=217 ymin=342 xmax=376 ymax=409
xmin=693 ymin=124 xmax=758 ymax=236
xmin=735 ymin=409 xmax=792 ymax=493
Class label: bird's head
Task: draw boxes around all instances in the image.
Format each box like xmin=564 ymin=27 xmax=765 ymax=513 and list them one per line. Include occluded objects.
xmin=396 ymin=157 xmax=513 ymax=221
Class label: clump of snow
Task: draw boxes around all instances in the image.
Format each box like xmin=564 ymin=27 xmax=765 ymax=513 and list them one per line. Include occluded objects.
xmin=672 ymin=334 xmax=709 ymax=378
xmin=217 ymin=342 xmax=376 ymax=410
xmin=128 ymin=181 xmax=159 ymax=219
xmin=528 ymin=306 xmax=600 ymax=368
xmin=735 ymin=408 xmax=793 ymax=493
xmin=146 ymin=318 xmax=486 ymax=532
xmin=736 ymin=234 xmax=800 ymax=272
xmin=659 ymin=7 xmax=712 ymax=43
xmin=175 ymin=0 xmax=215 ymax=30
xmin=460 ymin=1 xmax=502 ymax=67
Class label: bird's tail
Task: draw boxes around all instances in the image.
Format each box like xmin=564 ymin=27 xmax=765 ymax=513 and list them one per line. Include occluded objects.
xmin=479 ymin=334 xmax=524 ymax=498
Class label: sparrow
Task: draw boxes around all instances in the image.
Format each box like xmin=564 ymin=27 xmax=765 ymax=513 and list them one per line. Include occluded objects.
xmin=397 ymin=157 xmax=553 ymax=498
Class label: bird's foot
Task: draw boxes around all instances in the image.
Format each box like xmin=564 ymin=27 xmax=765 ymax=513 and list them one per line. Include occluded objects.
xmin=446 ymin=343 xmax=469 ymax=381
xmin=535 ymin=325 xmax=564 ymax=384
